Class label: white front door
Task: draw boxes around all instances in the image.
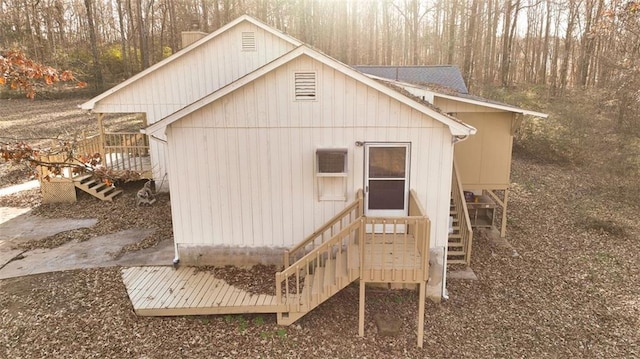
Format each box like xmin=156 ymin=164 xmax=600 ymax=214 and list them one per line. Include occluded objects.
xmin=364 ymin=143 xmax=410 ymax=232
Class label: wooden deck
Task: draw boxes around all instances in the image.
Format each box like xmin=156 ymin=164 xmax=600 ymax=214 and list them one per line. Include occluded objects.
xmin=122 ymin=266 xmax=285 ymax=316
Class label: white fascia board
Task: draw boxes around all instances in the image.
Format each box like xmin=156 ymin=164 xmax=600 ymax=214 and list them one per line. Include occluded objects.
xmin=148 ymin=46 xmax=477 ymax=137
xmin=433 ymin=92 xmax=548 ymax=118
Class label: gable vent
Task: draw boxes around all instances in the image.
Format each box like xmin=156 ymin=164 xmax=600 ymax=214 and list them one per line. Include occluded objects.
xmin=294 ymin=72 xmax=317 ymax=101
xmin=241 ymin=32 xmax=256 ymax=51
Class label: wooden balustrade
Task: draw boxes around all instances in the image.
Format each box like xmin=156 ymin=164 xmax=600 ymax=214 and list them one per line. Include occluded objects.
xmin=276 ymin=219 xmax=362 ymax=312
xmin=284 ymin=189 xmax=363 ymax=267
xmin=277 ymin=188 xmax=430 ymax=311
xmin=361 ymin=216 xmax=430 ymax=283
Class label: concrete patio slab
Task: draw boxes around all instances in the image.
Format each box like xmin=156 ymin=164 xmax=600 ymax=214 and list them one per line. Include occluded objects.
xmin=0 ymin=228 xmax=159 ymax=279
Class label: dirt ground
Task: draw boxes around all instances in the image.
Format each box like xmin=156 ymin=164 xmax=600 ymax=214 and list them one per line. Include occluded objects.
xmin=1 ymin=98 xmax=639 ymax=358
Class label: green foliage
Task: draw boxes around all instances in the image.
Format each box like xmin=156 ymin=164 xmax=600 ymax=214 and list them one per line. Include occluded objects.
xmin=252 ymin=315 xmax=265 ymax=326
xmin=161 ymin=46 xmax=173 ymax=59
xmin=100 ymin=44 xmax=126 ymax=80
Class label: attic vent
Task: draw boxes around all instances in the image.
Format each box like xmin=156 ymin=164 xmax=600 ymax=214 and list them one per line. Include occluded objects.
xmin=241 ymin=32 xmax=256 ymax=51
xmin=294 ymin=72 xmax=317 ymax=101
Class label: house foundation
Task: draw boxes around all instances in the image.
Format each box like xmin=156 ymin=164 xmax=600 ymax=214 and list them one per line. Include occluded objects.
xmin=426 ymin=247 xmax=445 ymax=302
xmin=177 ymin=244 xmax=286 ymax=267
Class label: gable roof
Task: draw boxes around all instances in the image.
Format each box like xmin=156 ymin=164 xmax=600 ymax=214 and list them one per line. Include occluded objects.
xmin=79 ymin=15 xmax=302 ymax=111
xmin=354 ymin=65 xmax=469 ymax=94
xmin=145 ymin=46 xmax=477 ymax=137
xmin=367 ymin=75 xmax=548 ymax=118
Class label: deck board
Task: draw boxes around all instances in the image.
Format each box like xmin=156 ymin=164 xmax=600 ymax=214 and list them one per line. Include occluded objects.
xmin=122 ymin=267 xmax=285 ymax=316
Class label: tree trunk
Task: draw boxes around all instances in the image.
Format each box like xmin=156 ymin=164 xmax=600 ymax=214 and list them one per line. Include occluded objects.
xmin=463 ymin=0 xmax=479 ymax=87
xmin=84 ymin=0 xmax=104 ymax=90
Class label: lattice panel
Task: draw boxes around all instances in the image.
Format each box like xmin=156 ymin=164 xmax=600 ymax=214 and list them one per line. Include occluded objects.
xmin=41 ymin=180 xmax=77 ymax=203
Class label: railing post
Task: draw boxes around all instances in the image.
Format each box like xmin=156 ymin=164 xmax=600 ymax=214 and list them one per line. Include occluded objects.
xmin=97 ymin=113 xmax=106 ymax=161
xmin=283 ymin=250 xmax=290 ymax=269
xmin=275 ymin=272 xmax=282 ymax=306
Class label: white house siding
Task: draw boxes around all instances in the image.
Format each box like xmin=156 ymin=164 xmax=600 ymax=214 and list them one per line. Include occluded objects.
xmin=90 ymin=21 xmax=296 ymax=188
xmin=166 ymin=55 xmax=454 ymax=259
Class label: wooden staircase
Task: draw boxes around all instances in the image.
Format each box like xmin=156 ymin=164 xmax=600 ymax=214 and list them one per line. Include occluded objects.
xmin=73 ymin=174 xmax=123 ymax=201
xmin=277 ymin=243 xmax=360 ymax=325
xmin=447 ymin=201 xmax=466 ymax=263
xmin=447 ymin=160 xmax=473 ymax=265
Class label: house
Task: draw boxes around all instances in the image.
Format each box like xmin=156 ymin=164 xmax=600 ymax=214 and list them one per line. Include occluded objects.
xmin=354 ymin=69 xmax=547 ymax=248
xmin=79 ymin=16 xmax=545 ymax=345
xmin=79 ymin=15 xmax=302 ymax=191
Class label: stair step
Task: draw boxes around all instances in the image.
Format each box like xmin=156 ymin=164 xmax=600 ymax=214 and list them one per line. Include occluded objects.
xmin=300 ymin=273 xmax=314 ymax=303
xmin=74 ymin=174 xmax=93 ymax=183
xmin=311 ymin=267 xmax=325 ymax=297
xmin=448 ymin=233 xmax=462 ymax=239
xmin=336 ymin=250 xmax=348 ymax=279
xmin=447 ymin=258 xmax=467 ymax=264
xmin=448 ymin=250 xmax=465 ymax=256
xmin=323 ymin=258 xmax=336 ymax=289
xmin=450 ymin=210 xmax=458 ymax=215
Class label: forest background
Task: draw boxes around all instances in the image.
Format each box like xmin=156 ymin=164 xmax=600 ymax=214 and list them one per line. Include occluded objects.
xmin=1 ymin=0 xmax=639 ymax=191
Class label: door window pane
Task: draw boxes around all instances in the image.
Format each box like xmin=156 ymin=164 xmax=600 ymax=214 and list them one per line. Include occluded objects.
xmin=368 ymin=180 xmax=405 ymax=210
xmin=368 ymin=147 xmax=406 ymax=178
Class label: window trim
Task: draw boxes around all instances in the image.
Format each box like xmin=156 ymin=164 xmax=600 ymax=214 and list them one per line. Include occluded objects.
xmin=316 ymin=148 xmax=348 ymax=177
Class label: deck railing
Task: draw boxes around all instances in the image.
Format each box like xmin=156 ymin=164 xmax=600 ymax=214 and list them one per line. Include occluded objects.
xmin=36 ymin=151 xmax=82 ymax=181
xmin=283 ymin=189 xmax=363 ymax=267
xmin=276 ymin=189 xmax=430 ymax=314
xmin=276 ymin=218 xmax=362 ymax=313
xmin=361 ymin=190 xmax=430 ymax=283
xmin=451 ymin=160 xmax=473 ymax=265
xmin=76 ymin=132 xmax=151 ymax=175
xmin=75 ymin=133 xmax=102 ymax=157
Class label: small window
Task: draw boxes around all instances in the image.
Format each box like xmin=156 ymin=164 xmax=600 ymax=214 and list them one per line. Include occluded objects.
xmin=241 ymin=32 xmax=256 ymax=51
xmin=316 ymin=148 xmax=348 ymax=201
xmin=294 ymin=71 xmax=316 ymax=101
xmin=317 ymin=149 xmax=347 ymax=176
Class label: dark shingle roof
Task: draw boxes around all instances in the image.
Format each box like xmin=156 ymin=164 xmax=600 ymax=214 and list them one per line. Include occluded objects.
xmin=354 ymin=65 xmax=468 ymax=94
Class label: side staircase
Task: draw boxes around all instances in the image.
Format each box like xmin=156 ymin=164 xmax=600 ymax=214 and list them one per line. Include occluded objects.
xmin=274 ymin=189 xmax=431 ymax=346
xmin=73 ymin=174 xmax=123 ymax=201
xmin=447 ymin=160 xmax=473 ymax=265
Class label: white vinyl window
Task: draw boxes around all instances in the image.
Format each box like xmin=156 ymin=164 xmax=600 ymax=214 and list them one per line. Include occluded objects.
xmin=294 ymin=71 xmax=317 ymax=101
xmin=316 ymin=148 xmax=348 ymax=201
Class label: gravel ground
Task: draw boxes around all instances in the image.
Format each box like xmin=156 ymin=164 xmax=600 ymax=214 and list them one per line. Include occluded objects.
xmin=1 ymin=99 xmax=640 ymax=358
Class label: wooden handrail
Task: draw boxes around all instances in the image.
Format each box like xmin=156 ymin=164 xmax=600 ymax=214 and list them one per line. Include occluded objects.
xmin=284 ymin=189 xmax=363 ymax=267
xmin=276 ymin=218 xmax=363 ymax=309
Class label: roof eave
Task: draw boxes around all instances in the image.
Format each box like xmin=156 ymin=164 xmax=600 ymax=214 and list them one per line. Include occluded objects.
xmin=147 ymin=46 xmax=478 ymax=137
